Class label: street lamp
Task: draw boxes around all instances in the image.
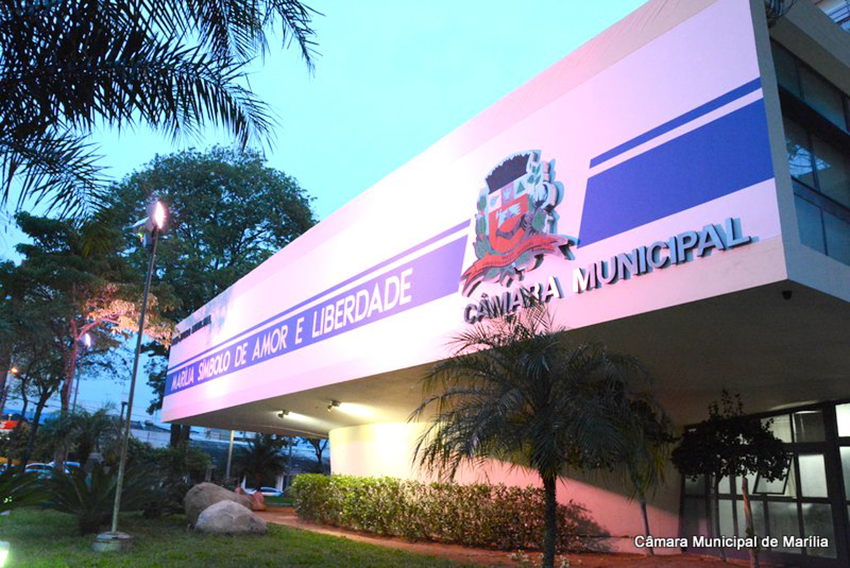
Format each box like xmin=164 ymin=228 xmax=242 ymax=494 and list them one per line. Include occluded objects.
xmin=0 ymin=367 xmax=19 ymax=417
xmin=94 ymin=200 xmax=166 ymax=553
xmin=71 ymin=333 xmax=92 ymax=412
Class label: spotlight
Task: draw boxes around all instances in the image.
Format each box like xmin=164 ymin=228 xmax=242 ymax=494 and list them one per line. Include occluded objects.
xmin=327 ymin=400 xmax=341 ymax=412
xmin=277 ymin=410 xmax=289 ymax=419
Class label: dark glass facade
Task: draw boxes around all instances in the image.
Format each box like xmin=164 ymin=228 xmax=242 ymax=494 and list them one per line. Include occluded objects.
xmin=774 ymin=41 xmax=850 ymax=266
xmin=681 ymin=401 xmax=850 ymax=566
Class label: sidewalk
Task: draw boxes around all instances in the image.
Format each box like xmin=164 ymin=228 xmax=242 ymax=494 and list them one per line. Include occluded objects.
xmin=257 ymin=507 xmax=751 ymax=567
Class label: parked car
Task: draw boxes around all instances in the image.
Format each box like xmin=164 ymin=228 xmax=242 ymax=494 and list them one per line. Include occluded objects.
xmin=24 ymin=463 xmax=53 ymax=478
xmin=48 ymin=461 xmax=81 ymax=473
xmin=244 ymin=487 xmax=283 ymax=497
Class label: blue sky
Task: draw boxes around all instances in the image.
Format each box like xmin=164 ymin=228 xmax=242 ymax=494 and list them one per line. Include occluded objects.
xmin=3 ymin=0 xmax=648 ymax=423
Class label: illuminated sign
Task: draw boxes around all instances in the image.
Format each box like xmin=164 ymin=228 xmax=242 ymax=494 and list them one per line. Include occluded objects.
xmin=463 ymin=276 xmax=564 ymax=324
xmin=573 ymin=217 xmax=753 ymax=293
xmin=166 ymin=236 xmax=467 ymax=395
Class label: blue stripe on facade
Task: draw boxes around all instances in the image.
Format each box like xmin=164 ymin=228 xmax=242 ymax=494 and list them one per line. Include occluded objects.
xmin=165 ymin=237 xmax=469 ymax=396
xmin=589 ymin=78 xmax=762 ymax=168
xmin=166 ymin=218 xmax=471 ymax=375
xmin=578 ymin=99 xmax=773 ymax=248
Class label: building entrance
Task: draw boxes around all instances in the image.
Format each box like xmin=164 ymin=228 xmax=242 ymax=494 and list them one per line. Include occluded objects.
xmin=681 ymin=401 xmax=850 ymax=566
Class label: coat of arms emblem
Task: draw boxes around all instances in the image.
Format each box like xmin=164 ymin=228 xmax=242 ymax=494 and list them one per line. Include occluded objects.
xmin=460 ymin=151 xmax=572 ymax=295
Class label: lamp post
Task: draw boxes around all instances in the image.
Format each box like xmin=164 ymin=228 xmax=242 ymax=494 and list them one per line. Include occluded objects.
xmin=71 ymin=333 xmax=91 ymax=412
xmin=0 ymin=367 xmax=18 ymax=417
xmin=94 ymin=201 xmax=166 ymax=553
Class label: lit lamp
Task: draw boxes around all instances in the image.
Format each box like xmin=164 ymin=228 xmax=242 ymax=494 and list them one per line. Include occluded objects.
xmin=94 ymin=200 xmax=166 ymax=553
xmin=0 ymin=367 xmax=17 ymax=416
xmin=71 ymin=333 xmax=92 ymax=412
xmin=0 ymin=540 xmax=8 ymax=566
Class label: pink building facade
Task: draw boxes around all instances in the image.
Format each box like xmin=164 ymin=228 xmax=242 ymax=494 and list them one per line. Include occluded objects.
xmin=163 ymin=1 xmax=850 ymax=564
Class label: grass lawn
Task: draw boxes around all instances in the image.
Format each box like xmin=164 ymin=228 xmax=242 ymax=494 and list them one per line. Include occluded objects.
xmin=0 ymin=509 xmax=470 ymax=567
xmin=263 ymin=496 xmax=293 ymax=507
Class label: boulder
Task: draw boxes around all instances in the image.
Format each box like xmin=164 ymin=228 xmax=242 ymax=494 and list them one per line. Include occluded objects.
xmin=195 ymin=500 xmax=268 ymax=535
xmin=249 ymin=490 xmax=266 ymax=511
xmin=184 ymin=482 xmax=252 ymax=526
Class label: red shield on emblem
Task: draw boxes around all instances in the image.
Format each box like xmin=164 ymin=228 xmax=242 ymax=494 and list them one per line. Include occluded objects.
xmin=488 ymin=181 xmax=529 ymax=254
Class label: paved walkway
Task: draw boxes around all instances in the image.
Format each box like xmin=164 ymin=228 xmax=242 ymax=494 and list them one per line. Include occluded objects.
xmin=258 ymin=507 xmax=752 ymax=567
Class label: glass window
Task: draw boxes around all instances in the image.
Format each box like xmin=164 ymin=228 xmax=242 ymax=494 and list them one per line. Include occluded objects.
xmin=840 ymin=447 xmax=850 ymax=499
xmin=784 ymin=118 xmax=816 ymax=187
xmin=800 ymin=66 xmax=847 ymax=130
xmin=801 ymin=503 xmax=836 ymax=558
xmin=682 ymin=498 xmax=710 ymax=538
xmin=764 ymin=414 xmax=793 ymax=443
xmin=719 ymin=499 xmax=735 ymax=537
xmin=685 ymin=474 xmax=705 ymax=495
xmin=768 ymin=501 xmax=801 ymax=553
xmin=710 ymin=475 xmax=732 ymax=494
xmin=811 ymin=135 xmax=850 ymax=208
xmin=755 ymin=459 xmax=794 ymax=497
xmin=794 ymin=195 xmax=826 ymax=254
xmin=824 ymin=212 xmax=850 ymax=266
xmin=736 ymin=471 xmax=758 ymax=496
xmin=794 ymin=410 xmax=825 ymax=442
xmin=736 ymin=500 xmax=766 ymax=538
xmin=837 ymin=403 xmax=850 ymax=437
xmin=772 ymin=43 xmax=801 ymax=97
xmin=799 ymin=454 xmax=829 ymax=498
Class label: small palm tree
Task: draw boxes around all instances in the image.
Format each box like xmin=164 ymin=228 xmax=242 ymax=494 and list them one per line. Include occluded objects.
xmin=238 ymin=434 xmax=286 ymax=489
xmin=410 ymin=305 xmax=656 ymax=568
xmin=620 ymin=400 xmax=676 ymax=556
xmin=42 ymin=406 xmax=119 ymax=467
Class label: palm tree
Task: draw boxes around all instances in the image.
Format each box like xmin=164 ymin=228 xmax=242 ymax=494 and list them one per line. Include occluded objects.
xmin=0 ymin=0 xmax=318 ymax=217
xmin=620 ymin=400 xmax=676 ymax=556
xmin=41 ymin=406 xmax=120 ymax=468
xmin=410 ymin=305 xmax=655 ymax=568
xmin=238 ymin=433 xmax=286 ymax=489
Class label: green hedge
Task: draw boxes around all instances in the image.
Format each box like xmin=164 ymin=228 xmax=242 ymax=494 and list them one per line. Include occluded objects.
xmin=291 ymin=474 xmax=598 ymax=552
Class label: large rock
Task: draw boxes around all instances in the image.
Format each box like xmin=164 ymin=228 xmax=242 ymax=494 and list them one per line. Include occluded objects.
xmin=184 ymin=483 xmax=252 ymax=526
xmin=249 ymin=490 xmax=266 ymax=511
xmin=195 ymin=500 xmax=268 ymax=535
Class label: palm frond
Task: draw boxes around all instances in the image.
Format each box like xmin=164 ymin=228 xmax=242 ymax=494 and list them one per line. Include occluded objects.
xmin=411 ymin=304 xmax=663 ymax=483
xmin=0 ymin=130 xmax=106 ymax=218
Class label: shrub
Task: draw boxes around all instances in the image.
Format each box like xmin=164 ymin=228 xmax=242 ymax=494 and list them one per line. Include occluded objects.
xmin=291 ymin=474 xmax=599 ymax=552
xmin=0 ymin=469 xmax=44 ymax=512
xmin=44 ymin=463 xmax=154 ymax=534
xmin=153 ymin=443 xmax=211 ymax=482
xmin=142 ymin=477 xmax=192 ymax=519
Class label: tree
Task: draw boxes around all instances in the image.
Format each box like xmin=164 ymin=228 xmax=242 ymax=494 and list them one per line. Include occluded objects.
xmin=620 ymin=400 xmax=676 ymax=556
xmin=10 ymin=315 xmax=65 ymax=469
xmin=40 ymin=406 xmax=120 ymax=467
xmin=410 ymin=305 xmax=658 ymax=568
xmin=0 ymin=0 xmax=318 ymax=217
xmin=106 ymin=146 xmax=315 ymax=442
xmin=238 ymin=433 xmax=286 ymax=489
xmin=671 ymin=391 xmax=788 ymax=567
xmin=301 ymin=437 xmax=328 ymax=472
xmin=7 ymin=213 xmax=171 ymax=413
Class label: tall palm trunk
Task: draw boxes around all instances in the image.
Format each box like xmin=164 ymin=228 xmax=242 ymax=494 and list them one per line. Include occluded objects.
xmin=640 ymin=497 xmax=654 ymax=555
xmin=542 ymin=474 xmax=558 ymax=568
